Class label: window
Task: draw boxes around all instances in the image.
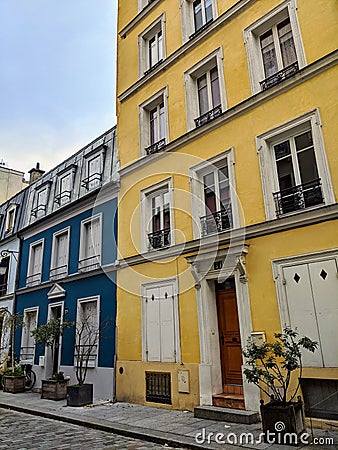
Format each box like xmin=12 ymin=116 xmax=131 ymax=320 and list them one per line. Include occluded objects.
xmin=79 ymin=215 xmax=102 ymax=272
xmin=189 ymin=149 xmax=238 ymax=238
xmin=139 ymin=87 xmax=168 ymax=155
xmin=50 ymin=228 xmax=70 ymax=280
xmin=180 ymin=0 xmax=217 ymax=43
xmin=27 ymin=239 xmax=44 ymax=286
xmin=32 ymin=184 xmax=50 ymax=218
xmin=184 ymin=48 xmax=226 ymax=130
xmin=55 ymin=166 xmax=76 ymax=206
xmin=142 ymin=279 xmax=180 ymax=363
xmin=138 ymin=0 xmax=157 ymax=12
xmin=141 ymin=180 xmax=173 ymax=251
xmin=20 ymin=308 xmax=38 ymax=364
xmin=139 ymin=16 xmax=165 ymax=77
xmin=257 ymin=110 xmax=334 ymax=220
xmin=5 ymin=205 xmax=17 ymax=233
xmin=0 ymin=256 xmax=10 ymax=296
xmin=82 ymin=147 xmax=106 ymax=191
xmin=75 ymin=297 xmax=99 ymax=369
xmin=273 ymin=252 xmax=338 ymax=368
xmin=244 ymin=0 xmax=306 ymax=94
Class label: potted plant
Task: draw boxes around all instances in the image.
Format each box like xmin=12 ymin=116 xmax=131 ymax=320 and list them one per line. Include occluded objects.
xmin=243 ymin=327 xmax=318 ymax=443
xmin=31 ymin=318 xmax=73 ymax=400
xmin=67 ymin=312 xmax=102 ymax=406
xmin=0 ymin=308 xmax=25 ymax=393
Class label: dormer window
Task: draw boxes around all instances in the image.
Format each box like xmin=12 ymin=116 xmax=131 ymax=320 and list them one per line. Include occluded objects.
xmin=5 ymin=204 xmax=17 ymax=234
xmin=55 ymin=165 xmax=76 ymax=206
xmin=82 ymin=147 xmax=106 ymax=191
xmin=32 ymin=183 xmax=51 ymax=219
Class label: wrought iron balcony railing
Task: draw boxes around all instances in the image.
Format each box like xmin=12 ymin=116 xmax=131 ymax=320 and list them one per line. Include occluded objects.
xmin=54 ymin=190 xmax=71 ymax=205
xmin=20 ymin=346 xmax=35 ymax=364
xmin=260 ymin=61 xmax=299 ymax=91
xmin=81 ymin=172 xmax=102 ymax=190
xmin=200 ymin=206 xmax=232 ymax=237
xmin=50 ymin=265 xmax=68 ymax=280
xmin=78 ymin=255 xmax=101 ymax=272
xmin=74 ymin=344 xmax=97 ymax=367
xmin=0 ymin=283 xmax=8 ymax=297
xmin=194 ymin=105 xmax=222 ymax=128
xmin=189 ymin=18 xmax=214 ymax=40
xmin=144 ymin=59 xmax=163 ymax=76
xmin=26 ymin=273 xmax=41 ymax=287
xmin=273 ymin=179 xmax=324 ymax=217
xmin=31 ymin=204 xmax=46 ymax=217
xmin=148 ymin=228 xmax=170 ymax=250
xmin=145 ymin=138 xmax=166 ymax=155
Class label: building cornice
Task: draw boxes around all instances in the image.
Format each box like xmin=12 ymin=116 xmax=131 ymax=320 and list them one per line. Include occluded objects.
xmin=119 ymin=50 xmax=338 ymax=178
xmin=119 ymin=0 xmax=164 ymax=38
xmin=117 ymin=203 xmax=338 ymax=268
xmin=118 ymin=0 xmax=255 ymax=102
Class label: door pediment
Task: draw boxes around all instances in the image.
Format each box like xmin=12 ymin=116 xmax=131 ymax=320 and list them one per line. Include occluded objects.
xmin=47 ymin=283 xmax=66 ymax=299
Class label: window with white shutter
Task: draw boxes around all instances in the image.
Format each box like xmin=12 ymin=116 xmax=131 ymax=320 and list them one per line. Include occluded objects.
xmin=20 ymin=308 xmax=38 ymax=364
xmin=79 ymin=215 xmax=102 ymax=272
xmin=75 ymin=297 xmax=99 ymax=368
xmin=81 ymin=147 xmax=106 ymax=191
xmin=27 ymin=240 xmax=44 ymax=286
xmin=50 ymin=228 xmax=69 ymax=280
xmin=143 ymin=280 xmax=179 ymax=363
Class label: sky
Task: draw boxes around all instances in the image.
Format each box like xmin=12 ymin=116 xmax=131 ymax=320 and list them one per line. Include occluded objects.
xmin=0 ymin=0 xmax=117 ymax=179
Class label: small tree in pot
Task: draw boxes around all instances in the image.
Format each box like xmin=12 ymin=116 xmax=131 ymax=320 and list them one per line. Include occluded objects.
xmin=243 ymin=327 xmax=318 ymax=443
xmin=32 ymin=318 xmax=73 ymax=400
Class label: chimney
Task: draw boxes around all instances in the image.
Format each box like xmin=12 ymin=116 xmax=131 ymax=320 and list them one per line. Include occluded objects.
xmin=28 ymin=162 xmax=45 ymax=184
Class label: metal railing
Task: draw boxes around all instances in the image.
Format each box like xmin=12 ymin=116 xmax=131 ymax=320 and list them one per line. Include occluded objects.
xmin=146 ymin=371 xmax=171 ymax=404
xmin=54 ymin=190 xmax=71 ymax=205
xmin=194 ymin=105 xmax=222 ymax=128
xmin=31 ymin=204 xmax=46 ymax=217
xmin=20 ymin=346 xmax=35 ymax=364
xmin=26 ymin=273 xmax=41 ymax=287
xmin=273 ymin=179 xmax=323 ymax=217
xmin=50 ymin=265 xmax=68 ymax=280
xmin=189 ymin=18 xmax=214 ymax=40
xmin=78 ymin=255 xmax=101 ymax=272
xmin=0 ymin=283 xmax=8 ymax=297
xmin=74 ymin=344 xmax=97 ymax=367
xmin=145 ymin=138 xmax=166 ymax=155
xmin=81 ymin=172 xmax=102 ymax=190
xmin=148 ymin=228 xmax=170 ymax=250
xmin=144 ymin=59 xmax=163 ymax=76
xmin=260 ymin=61 xmax=299 ymax=91
xmin=200 ymin=206 xmax=232 ymax=236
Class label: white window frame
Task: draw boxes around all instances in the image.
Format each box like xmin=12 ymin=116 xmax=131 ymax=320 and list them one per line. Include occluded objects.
xmin=180 ymin=0 xmax=218 ymax=43
xmin=50 ymin=227 xmax=70 ymax=280
xmin=75 ymin=296 xmax=100 ymax=369
xmin=272 ymin=249 xmax=338 ymax=368
xmin=184 ymin=48 xmax=226 ymax=131
xmin=20 ymin=307 xmax=39 ymax=364
xmin=138 ymin=14 xmax=166 ymax=77
xmin=27 ymin=238 xmax=44 ymax=287
xmin=78 ymin=213 xmax=102 ymax=272
xmin=243 ymin=0 xmax=306 ymax=94
xmin=5 ymin=204 xmax=17 ymax=233
xmin=139 ymin=86 xmax=169 ymax=155
xmin=138 ymin=0 xmax=156 ymax=12
xmin=141 ymin=277 xmax=180 ymax=363
xmin=189 ymin=148 xmax=239 ymax=239
xmin=82 ymin=147 xmax=106 ymax=191
xmin=140 ymin=178 xmax=174 ymax=253
xmin=256 ymin=109 xmax=335 ymax=220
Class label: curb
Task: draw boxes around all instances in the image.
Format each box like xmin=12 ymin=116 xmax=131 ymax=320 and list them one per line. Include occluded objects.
xmin=0 ymin=401 xmax=245 ymax=450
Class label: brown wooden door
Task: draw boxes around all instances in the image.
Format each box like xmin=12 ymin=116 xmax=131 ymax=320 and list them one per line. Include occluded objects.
xmin=216 ymin=288 xmax=243 ymax=385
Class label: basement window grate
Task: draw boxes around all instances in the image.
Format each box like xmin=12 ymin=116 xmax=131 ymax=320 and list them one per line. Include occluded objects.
xmin=146 ymin=371 xmax=171 ymax=404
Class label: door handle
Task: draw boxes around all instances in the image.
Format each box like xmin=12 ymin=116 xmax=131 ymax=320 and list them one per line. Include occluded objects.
xmin=221 ymin=332 xmax=225 ymax=345
xmin=232 ymin=337 xmax=237 ymax=342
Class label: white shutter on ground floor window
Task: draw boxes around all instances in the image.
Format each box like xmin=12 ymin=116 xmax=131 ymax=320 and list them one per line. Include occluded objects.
xmin=159 ymin=284 xmax=175 ymax=363
xmin=145 ymin=287 xmax=161 ymax=362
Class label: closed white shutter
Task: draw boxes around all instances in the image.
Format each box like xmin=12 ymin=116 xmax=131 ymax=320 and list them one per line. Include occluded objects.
xmin=145 ymin=287 xmax=161 ymax=361
xmin=85 ymin=220 xmax=100 ymax=258
xmin=60 ymin=174 xmax=71 ymax=204
xmin=32 ymin=244 xmax=42 ymax=276
xmin=56 ymin=233 xmax=68 ymax=269
xmin=283 ymin=264 xmax=322 ymax=367
xmin=308 ymin=260 xmax=338 ymax=367
xmin=160 ymin=284 xmax=175 ymax=362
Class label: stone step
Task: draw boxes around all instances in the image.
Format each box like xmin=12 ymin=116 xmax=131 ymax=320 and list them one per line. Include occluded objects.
xmin=194 ymin=405 xmax=260 ymax=424
xmin=212 ymin=392 xmax=245 ymax=410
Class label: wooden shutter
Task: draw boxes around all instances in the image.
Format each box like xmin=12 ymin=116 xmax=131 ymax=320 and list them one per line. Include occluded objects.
xmin=56 ymin=233 xmax=68 ymax=268
xmin=145 ymin=287 xmax=161 ymax=362
xmin=159 ymin=284 xmax=175 ymax=362
xmin=33 ymin=244 xmax=43 ymax=275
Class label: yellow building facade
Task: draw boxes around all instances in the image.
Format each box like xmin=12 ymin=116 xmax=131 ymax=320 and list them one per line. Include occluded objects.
xmin=116 ymin=0 xmax=338 ymax=418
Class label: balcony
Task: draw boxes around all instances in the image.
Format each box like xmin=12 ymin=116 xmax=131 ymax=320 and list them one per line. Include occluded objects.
xmin=20 ymin=346 xmax=35 ymax=364
xmin=54 ymin=190 xmax=71 ymax=205
xmin=31 ymin=204 xmax=46 ymax=218
xmin=189 ymin=19 xmax=214 ymax=40
xmin=273 ymin=179 xmax=324 ymax=217
xmin=260 ymin=61 xmax=299 ymax=91
xmin=78 ymin=255 xmax=101 ymax=272
xmin=26 ymin=273 xmax=41 ymax=287
xmin=74 ymin=344 xmax=97 ymax=368
xmin=145 ymin=138 xmax=166 ymax=155
xmin=148 ymin=228 xmax=170 ymax=250
xmin=50 ymin=265 xmax=68 ymax=281
xmin=200 ymin=207 xmax=232 ymax=237
xmin=81 ymin=173 xmax=102 ymax=190
xmin=0 ymin=283 xmax=7 ymax=297
xmin=144 ymin=59 xmax=163 ymax=76
xmin=194 ymin=105 xmax=222 ymax=128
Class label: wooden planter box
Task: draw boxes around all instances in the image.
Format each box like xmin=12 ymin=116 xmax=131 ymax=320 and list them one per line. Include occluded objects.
xmin=67 ymin=384 xmax=93 ymax=407
xmin=3 ymin=375 xmax=26 ymax=393
xmin=260 ymin=400 xmax=305 ymax=444
xmin=41 ymin=379 xmax=70 ymax=400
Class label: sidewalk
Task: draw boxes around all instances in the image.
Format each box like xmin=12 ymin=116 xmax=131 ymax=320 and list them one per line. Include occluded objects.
xmin=0 ymin=391 xmax=336 ymax=449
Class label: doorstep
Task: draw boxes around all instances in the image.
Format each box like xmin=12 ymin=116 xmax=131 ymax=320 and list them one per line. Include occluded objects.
xmin=194 ymin=405 xmax=260 ymax=424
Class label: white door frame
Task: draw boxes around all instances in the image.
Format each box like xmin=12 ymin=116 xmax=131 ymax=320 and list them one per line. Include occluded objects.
xmin=45 ymin=301 xmax=65 ymax=379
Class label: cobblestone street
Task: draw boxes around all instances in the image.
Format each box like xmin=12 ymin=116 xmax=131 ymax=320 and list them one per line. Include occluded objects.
xmin=0 ymin=408 xmax=181 ymax=450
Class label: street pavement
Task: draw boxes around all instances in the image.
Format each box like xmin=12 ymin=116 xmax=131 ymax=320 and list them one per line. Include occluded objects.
xmin=0 ymin=391 xmax=336 ymax=449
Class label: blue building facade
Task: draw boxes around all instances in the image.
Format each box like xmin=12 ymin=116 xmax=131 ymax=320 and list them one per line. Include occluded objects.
xmin=15 ymin=127 xmax=119 ymax=400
